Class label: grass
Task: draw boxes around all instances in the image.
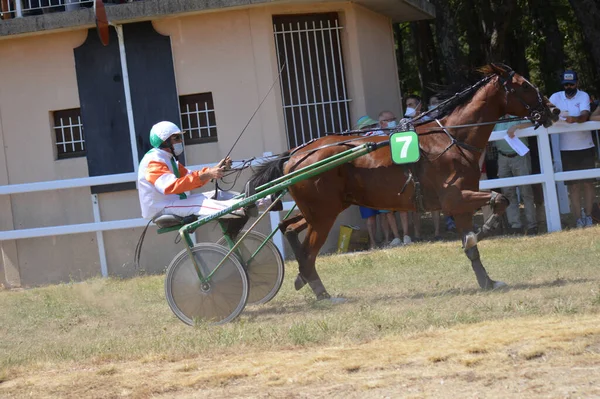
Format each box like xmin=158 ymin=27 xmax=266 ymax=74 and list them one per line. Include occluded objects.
xmin=0 ymin=226 xmax=599 ymax=397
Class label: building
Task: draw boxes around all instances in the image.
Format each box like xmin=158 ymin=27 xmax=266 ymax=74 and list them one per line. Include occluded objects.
xmin=0 ymin=0 xmax=435 ymax=287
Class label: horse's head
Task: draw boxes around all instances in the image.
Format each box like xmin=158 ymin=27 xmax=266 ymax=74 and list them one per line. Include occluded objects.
xmin=486 ymin=63 xmax=560 ymax=128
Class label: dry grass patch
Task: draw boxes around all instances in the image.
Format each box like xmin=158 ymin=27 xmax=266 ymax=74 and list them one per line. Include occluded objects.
xmin=0 ymin=227 xmax=599 ymax=397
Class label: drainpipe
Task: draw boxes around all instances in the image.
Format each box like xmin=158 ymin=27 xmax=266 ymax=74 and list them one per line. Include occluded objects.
xmin=92 ymin=24 xmax=139 ymax=278
xmin=115 ymin=24 xmax=139 ymax=173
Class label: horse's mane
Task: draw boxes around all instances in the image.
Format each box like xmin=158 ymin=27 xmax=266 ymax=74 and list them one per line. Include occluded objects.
xmin=414 ymin=63 xmax=512 ymax=125
xmin=248 ymin=151 xmax=289 ymax=189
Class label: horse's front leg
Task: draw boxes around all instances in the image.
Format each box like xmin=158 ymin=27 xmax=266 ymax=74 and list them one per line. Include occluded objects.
xmin=443 ymin=189 xmax=509 ymax=248
xmin=453 ymin=212 xmax=507 ymax=290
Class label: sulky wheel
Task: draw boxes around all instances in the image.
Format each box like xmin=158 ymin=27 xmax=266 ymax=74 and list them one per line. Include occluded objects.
xmin=164 ymin=243 xmax=249 ymax=326
xmin=217 ymin=230 xmax=285 ymax=305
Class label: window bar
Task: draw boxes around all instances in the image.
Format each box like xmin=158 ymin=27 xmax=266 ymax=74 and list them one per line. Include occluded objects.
xmin=185 ymin=103 xmax=193 ymax=141
xmin=289 ymin=23 xmax=307 ymax=146
xmin=69 ymin=116 xmax=76 ymax=153
xmin=312 ymin=20 xmax=327 ymax=136
xmin=78 ymin=115 xmax=84 ymax=151
xmin=194 ymin=102 xmax=202 ymax=139
xmin=297 ymin=22 xmax=314 ymax=142
xmin=304 ymin=21 xmax=319 ymax=140
xmin=334 ymin=19 xmax=351 ymax=131
xmin=327 ymin=19 xmax=343 ymax=133
xmin=203 ymin=101 xmax=210 ymax=138
xmin=59 ymin=117 xmax=67 ymax=154
xmin=270 ymin=25 xmax=343 ymax=35
xmin=273 ymin=26 xmax=292 ymax=148
xmin=320 ymin=20 xmax=335 ymax=134
xmin=279 ymin=24 xmax=299 ymax=148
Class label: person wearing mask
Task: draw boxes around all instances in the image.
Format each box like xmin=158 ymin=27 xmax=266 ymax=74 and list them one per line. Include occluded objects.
xmin=404 ymin=94 xmax=422 ymax=118
xmin=375 ymin=111 xmax=412 ymax=245
xmin=549 ymin=70 xmax=597 ymax=228
xmin=403 ymin=95 xmax=425 ymax=240
xmin=137 ymin=121 xmax=271 ymax=220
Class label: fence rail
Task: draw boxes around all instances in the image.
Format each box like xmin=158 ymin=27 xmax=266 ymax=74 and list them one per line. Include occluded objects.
xmin=1 ymin=0 xmax=93 ymax=19
xmin=1 ymin=123 xmax=599 ymax=277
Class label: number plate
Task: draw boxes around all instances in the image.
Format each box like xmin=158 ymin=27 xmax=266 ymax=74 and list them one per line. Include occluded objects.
xmin=390 ymin=131 xmax=420 ymax=164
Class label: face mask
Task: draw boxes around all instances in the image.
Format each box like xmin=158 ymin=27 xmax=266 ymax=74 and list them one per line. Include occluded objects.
xmin=386 ymin=120 xmax=397 ymax=128
xmin=565 ymin=87 xmax=577 ymax=97
xmin=404 ymin=107 xmax=416 ymax=117
xmin=173 ymin=142 xmax=184 ymax=156
xmin=429 ymin=104 xmax=438 ymax=111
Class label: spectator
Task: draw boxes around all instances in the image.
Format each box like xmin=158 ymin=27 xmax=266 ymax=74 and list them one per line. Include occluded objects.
xmin=404 ymin=94 xmax=422 ymax=118
xmin=355 ymin=116 xmax=405 ymax=248
xmin=427 ymin=96 xmax=443 ymax=240
xmin=403 ymin=95 xmax=426 ymax=241
xmin=493 ymin=116 xmax=538 ymax=235
xmin=590 ymin=103 xmax=600 ymax=121
xmin=549 ymin=70 xmax=597 ymax=228
xmin=376 ymin=111 xmax=412 ymax=245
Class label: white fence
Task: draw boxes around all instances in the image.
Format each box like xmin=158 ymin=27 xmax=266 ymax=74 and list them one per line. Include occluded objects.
xmin=1 ymin=122 xmax=599 ymax=278
xmin=483 ymin=120 xmax=600 ymax=232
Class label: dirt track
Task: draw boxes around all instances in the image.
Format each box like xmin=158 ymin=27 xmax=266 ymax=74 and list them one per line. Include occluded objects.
xmin=2 ymin=315 xmax=599 ymax=398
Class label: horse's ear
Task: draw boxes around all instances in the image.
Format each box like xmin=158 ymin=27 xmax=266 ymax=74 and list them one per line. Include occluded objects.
xmin=489 ymin=63 xmax=512 ymax=78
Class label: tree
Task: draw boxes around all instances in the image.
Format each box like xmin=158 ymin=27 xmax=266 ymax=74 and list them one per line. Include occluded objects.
xmin=528 ymin=0 xmax=565 ymax=94
xmin=410 ymin=20 xmax=441 ymax=101
xmin=429 ymin=0 xmax=465 ymax=83
xmin=566 ymin=0 xmax=600 ymax=93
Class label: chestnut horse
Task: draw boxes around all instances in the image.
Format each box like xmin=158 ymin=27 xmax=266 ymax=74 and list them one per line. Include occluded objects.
xmin=250 ymin=64 xmax=558 ymax=300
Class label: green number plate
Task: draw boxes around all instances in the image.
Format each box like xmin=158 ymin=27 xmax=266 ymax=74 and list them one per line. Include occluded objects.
xmin=390 ymin=131 xmax=420 ymax=164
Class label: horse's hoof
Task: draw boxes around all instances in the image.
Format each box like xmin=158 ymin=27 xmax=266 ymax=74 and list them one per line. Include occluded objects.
xmin=464 ymin=232 xmax=478 ymax=250
xmin=492 ymin=280 xmax=508 ymax=290
xmin=316 ymin=292 xmax=331 ymax=300
xmin=294 ymin=274 xmax=307 ymax=291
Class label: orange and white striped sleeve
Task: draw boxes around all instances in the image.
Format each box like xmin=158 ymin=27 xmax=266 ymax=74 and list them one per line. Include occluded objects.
xmin=145 ymin=161 xmax=210 ymax=195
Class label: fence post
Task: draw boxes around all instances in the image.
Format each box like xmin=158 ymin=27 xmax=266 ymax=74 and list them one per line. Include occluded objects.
xmin=91 ymin=194 xmax=109 ymax=277
xmin=537 ymin=128 xmax=562 ymax=232
xmin=15 ymin=0 xmax=22 ymax=18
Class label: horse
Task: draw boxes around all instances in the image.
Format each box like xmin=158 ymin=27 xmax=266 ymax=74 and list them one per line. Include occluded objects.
xmin=250 ymin=63 xmax=559 ymax=300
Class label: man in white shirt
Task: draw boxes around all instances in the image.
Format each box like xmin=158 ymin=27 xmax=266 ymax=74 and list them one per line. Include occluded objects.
xmin=549 ymin=70 xmax=596 ymax=228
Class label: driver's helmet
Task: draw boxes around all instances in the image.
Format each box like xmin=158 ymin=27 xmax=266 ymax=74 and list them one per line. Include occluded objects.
xmin=149 ymin=121 xmax=184 ymax=148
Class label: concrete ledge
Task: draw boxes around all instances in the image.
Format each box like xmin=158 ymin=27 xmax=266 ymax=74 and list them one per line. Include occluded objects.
xmin=1 ymin=0 xmax=434 ymax=38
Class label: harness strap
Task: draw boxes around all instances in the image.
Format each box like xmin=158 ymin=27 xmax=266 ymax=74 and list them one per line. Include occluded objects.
xmin=170 ymin=157 xmax=187 ymax=200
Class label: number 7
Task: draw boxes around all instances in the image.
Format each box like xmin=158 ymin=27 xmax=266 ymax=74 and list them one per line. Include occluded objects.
xmin=395 ymin=135 xmax=413 ymax=158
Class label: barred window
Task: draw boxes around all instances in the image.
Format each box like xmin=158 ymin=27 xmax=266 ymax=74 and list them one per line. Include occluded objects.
xmin=179 ymin=93 xmax=218 ymax=144
xmin=53 ymin=108 xmax=86 ymax=159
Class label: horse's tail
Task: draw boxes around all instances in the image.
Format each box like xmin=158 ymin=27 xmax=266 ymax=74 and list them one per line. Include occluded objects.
xmin=249 ymin=151 xmax=290 ymax=189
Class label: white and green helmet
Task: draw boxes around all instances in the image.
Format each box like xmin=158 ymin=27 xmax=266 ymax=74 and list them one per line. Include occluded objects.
xmin=149 ymin=121 xmax=184 ymax=148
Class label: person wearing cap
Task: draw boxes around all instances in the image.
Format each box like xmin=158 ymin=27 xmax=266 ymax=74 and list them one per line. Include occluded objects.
xmin=137 ymin=121 xmax=247 ymax=220
xmin=549 ymin=70 xmax=596 ymax=228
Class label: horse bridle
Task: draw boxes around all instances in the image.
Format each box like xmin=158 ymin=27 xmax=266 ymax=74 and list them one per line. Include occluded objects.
xmin=423 ymin=70 xmax=548 ymax=161
xmin=497 ymin=70 xmax=547 ymax=128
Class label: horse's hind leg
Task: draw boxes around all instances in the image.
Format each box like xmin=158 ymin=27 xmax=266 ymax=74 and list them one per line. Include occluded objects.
xmin=278 ymin=215 xmax=310 ymax=290
xmin=454 ymin=213 xmax=506 ymax=291
xmin=296 ymin=213 xmax=340 ymax=300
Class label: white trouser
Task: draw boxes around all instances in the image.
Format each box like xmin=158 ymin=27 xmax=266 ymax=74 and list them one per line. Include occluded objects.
xmin=155 ymin=190 xmax=241 ymax=218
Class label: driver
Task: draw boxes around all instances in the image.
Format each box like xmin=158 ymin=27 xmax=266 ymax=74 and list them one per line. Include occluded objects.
xmin=137 ymin=121 xmax=248 ymax=220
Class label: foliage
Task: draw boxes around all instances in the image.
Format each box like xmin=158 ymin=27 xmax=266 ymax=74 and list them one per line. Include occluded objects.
xmin=396 ymin=0 xmax=599 ymax=99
